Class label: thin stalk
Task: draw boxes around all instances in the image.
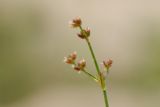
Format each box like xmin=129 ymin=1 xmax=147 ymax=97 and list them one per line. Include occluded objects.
xmin=79 ymin=26 xmax=109 ymax=107
xmin=86 ymin=39 xmax=109 ymax=107
xmin=103 ymin=90 xmax=109 ymax=107
xmin=73 ymin=63 xmax=98 ymax=82
xmin=79 ymin=26 xmax=100 ymax=74
xmin=82 ymin=69 xmax=98 ymax=82
xmin=87 ymin=39 xmax=109 ymax=107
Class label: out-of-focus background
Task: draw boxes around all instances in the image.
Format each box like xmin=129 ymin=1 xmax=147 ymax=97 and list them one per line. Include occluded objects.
xmin=0 ymin=0 xmax=160 ymax=107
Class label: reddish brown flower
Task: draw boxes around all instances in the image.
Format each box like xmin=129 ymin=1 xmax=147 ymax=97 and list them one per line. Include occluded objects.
xmin=73 ymin=59 xmax=86 ymax=71
xmin=64 ymin=51 xmax=77 ymax=64
xmin=69 ymin=51 xmax=77 ymax=60
xmin=103 ymin=59 xmax=113 ymax=70
xmin=78 ymin=59 xmax=86 ymax=69
xmin=77 ymin=27 xmax=90 ymax=39
xmin=73 ymin=66 xmax=81 ymax=71
xmin=69 ymin=17 xmax=82 ymax=28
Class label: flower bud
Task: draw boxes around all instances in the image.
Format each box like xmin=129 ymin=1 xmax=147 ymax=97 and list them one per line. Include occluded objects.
xmin=73 ymin=66 xmax=81 ymax=71
xmin=64 ymin=51 xmax=77 ymax=64
xmin=103 ymin=59 xmax=113 ymax=70
xmin=73 ymin=59 xmax=86 ymax=72
xmin=77 ymin=32 xmax=85 ymax=39
xmin=69 ymin=17 xmax=82 ymax=28
xmin=77 ymin=27 xmax=90 ymax=39
xmin=78 ymin=59 xmax=86 ymax=69
xmin=69 ymin=51 xmax=77 ymax=60
xmin=64 ymin=57 xmax=73 ymax=64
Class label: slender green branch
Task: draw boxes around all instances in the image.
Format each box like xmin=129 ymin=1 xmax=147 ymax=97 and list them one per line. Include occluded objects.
xmin=85 ymin=39 xmax=100 ymax=74
xmin=103 ymin=90 xmax=109 ymax=107
xmin=79 ymin=26 xmax=109 ymax=107
xmin=86 ymin=38 xmax=109 ymax=107
xmin=82 ymin=69 xmax=98 ymax=82
xmin=79 ymin=26 xmax=83 ymax=32
xmin=79 ymin=26 xmax=100 ymax=74
xmin=79 ymin=26 xmax=104 ymax=88
xmin=73 ymin=62 xmax=98 ymax=82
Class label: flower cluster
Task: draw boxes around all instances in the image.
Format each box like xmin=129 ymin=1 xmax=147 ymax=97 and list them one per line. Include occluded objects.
xmin=77 ymin=27 xmax=90 ymax=39
xmin=64 ymin=51 xmax=86 ymax=72
xmin=69 ymin=17 xmax=82 ymax=28
xmin=65 ymin=17 xmax=113 ymax=75
xmin=70 ymin=17 xmax=90 ymax=39
xmin=64 ymin=51 xmax=77 ymax=64
xmin=103 ymin=59 xmax=113 ymax=71
xmin=74 ymin=59 xmax=86 ymax=71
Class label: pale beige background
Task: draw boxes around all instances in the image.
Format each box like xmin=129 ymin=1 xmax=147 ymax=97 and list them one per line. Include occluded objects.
xmin=0 ymin=0 xmax=160 ymax=107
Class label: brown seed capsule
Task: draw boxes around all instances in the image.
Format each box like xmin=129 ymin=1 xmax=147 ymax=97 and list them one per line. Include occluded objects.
xmin=77 ymin=32 xmax=85 ymax=39
xmin=103 ymin=59 xmax=113 ymax=70
xmin=64 ymin=57 xmax=73 ymax=64
xmin=73 ymin=66 xmax=81 ymax=71
xmin=77 ymin=27 xmax=90 ymax=39
xmin=73 ymin=59 xmax=86 ymax=72
xmin=69 ymin=17 xmax=82 ymax=28
xmin=64 ymin=51 xmax=77 ymax=64
xmin=69 ymin=51 xmax=77 ymax=60
xmin=77 ymin=59 xmax=86 ymax=69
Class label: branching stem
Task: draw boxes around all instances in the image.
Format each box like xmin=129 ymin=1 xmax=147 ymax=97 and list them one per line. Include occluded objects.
xmin=79 ymin=26 xmax=109 ymax=107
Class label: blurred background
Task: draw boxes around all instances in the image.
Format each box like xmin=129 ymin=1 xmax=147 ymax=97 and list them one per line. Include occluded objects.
xmin=0 ymin=0 xmax=160 ymax=107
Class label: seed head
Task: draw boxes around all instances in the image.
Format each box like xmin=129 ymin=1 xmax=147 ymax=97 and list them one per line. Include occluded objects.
xmin=69 ymin=51 xmax=77 ymax=60
xmin=64 ymin=51 xmax=77 ymax=64
xmin=64 ymin=57 xmax=73 ymax=64
xmin=77 ymin=27 xmax=90 ymax=39
xmin=69 ymin=17 xmax=82 ymax=28
xmin=103 ymin=59 xmax=113 ymax=70
xmin=73 ymin=66 xmax=81 ymax=71
xmin=73 ymin=59 xmax=86 ymax=71
xmin=77 ymin=32 xmax=85 ymax=39
xmin=78 ymin=59 xmax=86 ymax=69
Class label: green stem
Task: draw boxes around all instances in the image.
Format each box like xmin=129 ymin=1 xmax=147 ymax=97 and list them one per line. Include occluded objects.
xmin=85 ymin=39 xmax=100 ymax=74
xmin=79 ymin=26 xmax=100 ymax=74
xmin=86 ymin=39 xmax=109 ymax=107
xmin=82 ymin=69 xmax=98 ymax=82
xmin=103 ymin=89 xmax=109 ymax=107
xmin=79 ymin=26 xmax=109 ymax=107
xmin=73 ymin=62 xmax=98 ymax=82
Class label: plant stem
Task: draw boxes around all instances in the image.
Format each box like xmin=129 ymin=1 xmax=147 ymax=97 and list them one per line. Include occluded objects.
xmin=103 ymin=89 xmax=109 ymax=107
xmin=85 ymin=39 xmax=100 ymax=73
xmin=79 ymin=26 xmax=109 ymax=107
xmin=73 ymin=62 xmax=98 ymax=82
xmin=86 ymin=38 xmax=109 ymax=107
xmin=82 ymin=69 xmax=98 ymax=82
xmin=79 ymin=26 xmax=100 ymax=74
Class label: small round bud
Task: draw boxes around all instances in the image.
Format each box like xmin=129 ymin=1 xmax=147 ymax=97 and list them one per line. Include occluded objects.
xmin=103 ymin=59 xmax=113 ymax=70
xmin=69 ymin=51 xmax=77 ymax=60
xmin=77 ymin=27 xmax=91 ymax=39
xmin=73 ymin=66 xmax=81 ymax=71
xmin=64 ymin=57 xmax=73 ymax=64
xmin=64 ymin=51 xmax=77 ymax=64
xmin=77 ymin=32 xmax=85 ymax=39
xmin=78 ymin=59 xmax=86 ymax=69
xmin=73 ymin=59 xmax=86 ymax=72
xmin=69 ymin=17 xmax=82 ymax=28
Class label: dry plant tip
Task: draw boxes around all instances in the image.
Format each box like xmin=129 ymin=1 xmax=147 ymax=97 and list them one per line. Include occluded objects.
xmin=64 ymin=51 xmax=77 ymax=64
xmin=69 ymin=17 xmax=82 ymax=28
xmin=103 ymin=59 xmax=113 ymax=71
